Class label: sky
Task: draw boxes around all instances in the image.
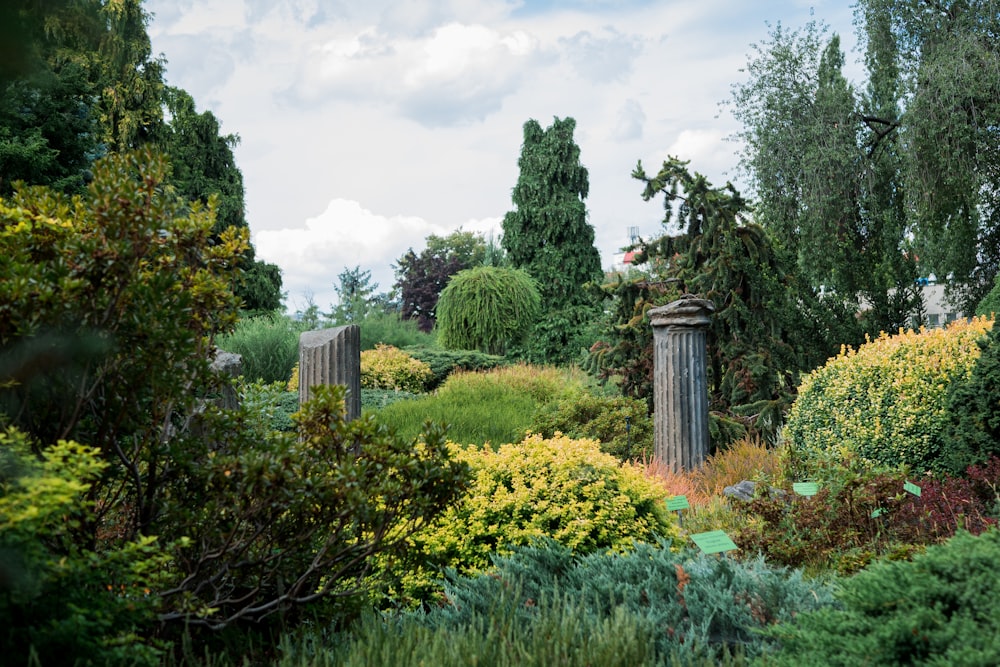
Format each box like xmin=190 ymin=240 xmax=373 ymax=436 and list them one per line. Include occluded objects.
xmin=144 ymin=0 xmax=860 ymax=314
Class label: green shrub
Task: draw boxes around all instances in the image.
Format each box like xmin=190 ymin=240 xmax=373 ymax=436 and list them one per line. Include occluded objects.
xmin=217 ymin=314 xmax=300 ymax=384
xmin=403 ymin=346 xmax=507 ymax=390
xmin=784 ymin=317 xmax=993 ymax=477
xmin=941 ymin=322 xmax=1000 ymax=473
xmin=304 ymin=592 xmax=685 ymax=667
xmin=360 ymin=344 xmax=433 ymax=393
xmin=0 ymin=430 xmax=167 ymax=666
xmin=415 ymin=540 xmax=831 ymax=663
xmin=761 ymin=529 xmax=1000 ymax=666
xmin=373 ymin=364 xmax=582 ymax=446
xmin=238 ymin=379 xmax=297 ymax=432
xmin=361 ymin=388 xmax=420 ymax=411
xmin=436 ymin=266 xmax=540 ymax=355
xmin=358 ymin=310 xmax=436 ymax=351
xmin=390 ymin=433 xmax=678 ymax=604
xmin=154 ymin=384 xmax=470 ymax=630
xmin=529 ymin=390 xmax=653 ymax=460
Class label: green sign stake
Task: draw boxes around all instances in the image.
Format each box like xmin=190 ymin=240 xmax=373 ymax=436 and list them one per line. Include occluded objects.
xmin=690 ymin=530 xmax=738 ymax=554
xmin=871 ymin=507 xmax=885 ymax=518
xmin=904 ymin=481 xmax=922 ymax=497
xmin=792 ymin=482 xmax=819 ymax=496
xmin=666 ymin=496 xmax=690 ymax=512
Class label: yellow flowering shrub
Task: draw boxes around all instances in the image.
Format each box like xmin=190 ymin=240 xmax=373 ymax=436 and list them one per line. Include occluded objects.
xmin=391 ymin=433 xmax=678 ymax=604
xmin=360 ymin=344 xmax=433 ymax=393
xmin=785 ymin=317 xmax=993 ymax=478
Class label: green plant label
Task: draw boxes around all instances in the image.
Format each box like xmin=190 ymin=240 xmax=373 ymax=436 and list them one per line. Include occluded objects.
xmin=666 ymin=496 xmax=690 ymax=511
xmin=904 ymin=481 xmax=922 ymax=496
xmin=792 ymin=482 xmax=819 ymax=496
xmin=871 ymin=507 xmax=885 ymax=518
xmin=690 ymin=530 xmax=737 ymax=554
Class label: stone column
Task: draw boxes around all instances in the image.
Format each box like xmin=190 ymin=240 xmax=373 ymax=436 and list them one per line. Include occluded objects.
xmin=649 ymin=295 xmax=714 ymax=472
xmin=298 ymin=325 xmax=361 ymax=421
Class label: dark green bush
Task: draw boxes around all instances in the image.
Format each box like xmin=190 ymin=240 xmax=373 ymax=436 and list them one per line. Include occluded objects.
xmin=404 ymin=345 xmax=508 ymax=390
xmin=529 ymin=390 xmax=653 ymax=459
xmin=425 ymin=539 xmax=834 ymax=663
xmin=941 ymin=323 xmax=1000 ymax=474
xmin=761 ymin=529 xmax=1000 ymax=666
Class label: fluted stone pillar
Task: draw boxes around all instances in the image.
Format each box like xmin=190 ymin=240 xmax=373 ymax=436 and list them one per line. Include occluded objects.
xmin=650 ymin=295 xmax=714 ymax=472
xmin=298 ymin=325 xmax=361 ymax=421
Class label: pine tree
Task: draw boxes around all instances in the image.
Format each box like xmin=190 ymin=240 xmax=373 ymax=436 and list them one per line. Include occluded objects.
xmin=502 ymin=117 xmax=603 ymax=364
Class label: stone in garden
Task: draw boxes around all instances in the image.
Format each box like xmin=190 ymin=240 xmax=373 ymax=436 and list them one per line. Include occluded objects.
xmin=298 ymin=325 xmax=361 ymax=421
xmin=649 ymin=295 xmax=714 ymax=472
xmin=723 ymin=480 xmax=787 ymax=502
xmin=210 ymin=348 xmax=243 ymax=411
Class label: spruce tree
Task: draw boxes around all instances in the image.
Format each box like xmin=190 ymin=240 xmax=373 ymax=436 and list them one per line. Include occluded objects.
xmin=502 ymin=117 xmax=603 ymax=364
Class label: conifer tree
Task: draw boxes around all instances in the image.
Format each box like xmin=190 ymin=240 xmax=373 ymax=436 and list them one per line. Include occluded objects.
xmin=502 ymin=117 xmax=603 ymax=364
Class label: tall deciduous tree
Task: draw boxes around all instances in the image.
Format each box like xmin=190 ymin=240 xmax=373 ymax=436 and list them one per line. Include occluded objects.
xmin=731 ymin=3 xmax=1000 ymax=321
xmin=394 ymin=230 xmax=487 ymax=332
xmin=729 ymin=23 xmax=919 ymax=336
xmin=502 ymin=117 xmax=603 ymax=364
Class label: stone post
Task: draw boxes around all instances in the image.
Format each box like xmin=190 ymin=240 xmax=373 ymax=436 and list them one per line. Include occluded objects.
xmin=298 ymin=325 xmax=361 ymax=421
xmin=649 ymin=295 xmax=714 ymax=472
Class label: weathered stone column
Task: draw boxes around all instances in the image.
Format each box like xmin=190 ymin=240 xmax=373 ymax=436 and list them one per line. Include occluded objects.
xmin=298 ymin=325 xmax=361 ymax=421
xmin=650 ymin=295 xmax=714 ymax=472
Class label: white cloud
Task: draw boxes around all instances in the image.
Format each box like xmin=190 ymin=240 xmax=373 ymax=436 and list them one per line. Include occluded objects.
xmin=287 ymin=22 xmax=544 ymax=126
xmin=254 ymin=198 xmax=502 ymax=310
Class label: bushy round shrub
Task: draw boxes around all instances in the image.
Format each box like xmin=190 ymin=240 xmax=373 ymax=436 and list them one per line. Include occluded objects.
xmin=361 ymin=344 xmax=433 ymax=393
xmin=784 ymin=317 xmax=992 ymax=477
xmin=763 ymin=528 xmax=1000 ymax=666
xmin=529 ymin=391 xmax=653 ymax=460
xmin=394 ymin=433 xmax=678 ymax=603
xmin=436 ymin=266 xmax=540 ymax=355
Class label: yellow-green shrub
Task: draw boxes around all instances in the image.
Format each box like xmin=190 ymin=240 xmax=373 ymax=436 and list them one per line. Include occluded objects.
xmin=360 ymin=344 xmax=433 ymax=393
xmin=393 ymin=433 xmax=678 ymax=603
xmin=785 ymin=317 xmax=993 ymax=478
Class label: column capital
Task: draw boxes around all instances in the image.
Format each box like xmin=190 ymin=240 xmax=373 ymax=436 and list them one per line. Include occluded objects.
xmin=649 ymin=294 xmax=715 ymax=329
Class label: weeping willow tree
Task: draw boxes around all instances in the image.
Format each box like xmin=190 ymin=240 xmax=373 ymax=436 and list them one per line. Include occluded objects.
xmin=436 ymin=266 xmax=540 ymax=356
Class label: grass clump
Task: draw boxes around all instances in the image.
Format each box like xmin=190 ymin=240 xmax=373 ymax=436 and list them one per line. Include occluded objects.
xmin=373 ymin=364 xmax=584 ymax=446
xmin=216 ymin=314 xmax=300 ymax=384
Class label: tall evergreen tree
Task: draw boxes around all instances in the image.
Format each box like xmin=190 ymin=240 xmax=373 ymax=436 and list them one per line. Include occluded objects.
xmin=501 ymin=117 xmax=603 ymax=364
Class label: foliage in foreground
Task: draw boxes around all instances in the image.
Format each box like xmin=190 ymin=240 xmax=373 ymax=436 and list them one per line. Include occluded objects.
xmin=0 ymin=431 xmax=166 ymax=666
xmin=378 ymin=540 xmax=831 ymax=665
xmin=760 ymin=529 xmax=1000 ymax=666
xmin=785 ymin=317 xmax=993 ymax=478
xmin=387 ymin=433 xmax=678 ymax=605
